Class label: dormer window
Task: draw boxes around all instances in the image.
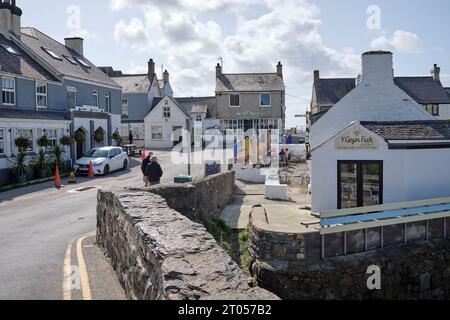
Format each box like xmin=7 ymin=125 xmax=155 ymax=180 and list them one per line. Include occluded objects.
xmin=36 ymin=81 xmax=48 ymax=108
xmin=2 ymin=77 xmax=16 ymax=106
xmin=42 ymin=47 xmax=62 ymax=60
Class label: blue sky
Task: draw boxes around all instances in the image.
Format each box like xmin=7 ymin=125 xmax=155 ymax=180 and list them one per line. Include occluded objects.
xmin=19 ymin=0 xmax=450 ymax=128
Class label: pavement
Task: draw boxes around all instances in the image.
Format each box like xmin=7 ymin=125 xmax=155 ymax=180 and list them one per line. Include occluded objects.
xmin=0 ymin=150 xmax=204 ymax=300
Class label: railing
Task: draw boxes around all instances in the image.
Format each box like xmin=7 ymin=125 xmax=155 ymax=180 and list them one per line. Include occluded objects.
xmin=319 ymin=197 xmax=450 ymax=259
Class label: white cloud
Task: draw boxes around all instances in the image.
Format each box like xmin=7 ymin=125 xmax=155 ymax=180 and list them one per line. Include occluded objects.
xmin=371 ymin=30 xmax=423 ymax=54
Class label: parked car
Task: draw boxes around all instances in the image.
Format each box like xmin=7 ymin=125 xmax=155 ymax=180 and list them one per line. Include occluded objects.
xmin=74 ymin=147 xmax=129 ymax=176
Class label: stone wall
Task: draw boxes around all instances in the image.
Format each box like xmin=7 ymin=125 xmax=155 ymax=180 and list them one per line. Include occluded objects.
xmin=96 ymin=186 xmax=278 ymax=300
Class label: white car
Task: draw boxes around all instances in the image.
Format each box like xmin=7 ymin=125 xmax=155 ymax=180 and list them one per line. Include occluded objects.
xmin=74 ymin=147 xmax=129 ymax=176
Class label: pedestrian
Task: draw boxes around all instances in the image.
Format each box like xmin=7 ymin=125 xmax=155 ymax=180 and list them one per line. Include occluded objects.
xmin=244 ymin=136 xmax=250 ymax=165
xmin=129 ymin=130 xmax=133 ymax=144
xmin=141 ymin=152 xmax=153 ymax=187
xmin=285 ymin=148 xmax=290 ymax=167
xmin=233 ymin=137 xmax=238 ymax=163
xmin=279 ymin=149 xmax=286 ymax=167
xmin=146 ymin=156 xmax=163 ymax=186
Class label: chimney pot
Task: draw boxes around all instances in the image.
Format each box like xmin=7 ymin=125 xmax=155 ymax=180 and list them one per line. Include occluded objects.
xmin=277 ymin=61 xmax=283 ymax=77
xmin=163 ymin=69 xmax=169 ymax=84
xmin=431 ymin=64 xmax=441 ymax=81
xmin=313 ymin=70 xmax=320 ymax=84
xmin=148 ymin=58 xmax=155 ymax=79
xmin=216 ymin=63 xmax=222 ymax=77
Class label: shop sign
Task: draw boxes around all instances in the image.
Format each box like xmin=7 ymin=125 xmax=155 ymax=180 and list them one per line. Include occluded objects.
xmin=335 ymin=126 xmax=379 ymax=150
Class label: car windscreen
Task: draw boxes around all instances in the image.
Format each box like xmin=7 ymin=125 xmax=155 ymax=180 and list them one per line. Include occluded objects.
xmin=86 ymin=149 xmax=108 ymax=158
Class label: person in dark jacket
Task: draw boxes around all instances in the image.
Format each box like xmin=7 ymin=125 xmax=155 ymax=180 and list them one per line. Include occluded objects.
xmin=146 ymin=156 xmax=163 ymax=185
xmin=141 ymin=152 xmax=153 ymax=187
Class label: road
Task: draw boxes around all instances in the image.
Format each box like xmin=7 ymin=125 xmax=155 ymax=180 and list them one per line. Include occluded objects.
xmin=0 ymin=150 xmax=203 ymax=300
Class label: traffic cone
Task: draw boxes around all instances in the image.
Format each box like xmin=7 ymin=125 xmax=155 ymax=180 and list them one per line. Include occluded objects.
xmin=68 ymin=171 xmax=77 ymax=184
xmin=88 ymin=161 xmax=94 ymax=178
xmin=54 ymin=162 xmax=62 ymax=189
xmin=142 ymin=145 xmax=146 ymax=160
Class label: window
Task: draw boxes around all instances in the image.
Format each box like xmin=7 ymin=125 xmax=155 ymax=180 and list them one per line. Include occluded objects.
xmin=163 ymin=106 xmax=171 ymax=118
xmin=36 ymin=81 xmax=47 ymax=108
xmin=105 ymin=93 xmax=111 ymax=112
xmin=42 ymin=47 xmax=62 ymax=60
xmin=122 ymin=98 xmax=129 ymax=116
xmin=17 ymin=129 xmax=33 ymax=151
xmin=66 ymin=86 xmax=77 ymax=109
xmin=63 ymin=55 xmax=77 ymax=65
xmin=229 ymin=93 xmax=240 ymax=107
xmin=196 ymin=115 xmax=202 ymax=122
xmin=2 ymin=77 xmax=15 ymax=105
xmin=0 ymin=129 xmax=4 ymax=154
xmin=46 ymin=129 xmax=58 ymax=148
xmin=0 ymin=43 xmax=19 ymax=55
xmin=151 ymin=126 xmax=163 ymax=140
xmin=425 ymin=104 xmax=439 ymax=116
xmin=92 ymin=90 xmax=98 ymax=107
xmin=75 ymin=57 xmax=90 ymax=68
xmin=260 ymin=93 xmax=272 ymax=107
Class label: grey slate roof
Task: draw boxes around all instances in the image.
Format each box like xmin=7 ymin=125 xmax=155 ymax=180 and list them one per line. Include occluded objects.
xmin=315 ymin=78 xmax=356 ymax=106
xmin=20 ymin=27 xmax=120 ymax=88
xmin=361 ymin=120 xmax=450 ymax=140
xmin=0 ymin=108 xmax=71 ymax=121
xmin=151 ymin=96 xmax=216 ymax=118
xmin=112 ymin=74 xmax=151 ymax=94
xmin=216 ymin=73 xmax=284 ymax=92
xmin=394 ymin=77 xmax=450 ymax=104
xmin=0 ymin=34 xmax=58 ymax=82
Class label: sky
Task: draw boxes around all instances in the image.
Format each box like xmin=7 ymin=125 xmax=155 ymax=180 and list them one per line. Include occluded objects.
xmin=18 ymin=0 xmax=450 ymax=129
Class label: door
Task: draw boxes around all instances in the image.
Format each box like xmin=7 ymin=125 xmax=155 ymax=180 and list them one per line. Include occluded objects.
xmin=338 ymin=161 xmax=383 ymax=209
xmin=110 ymin=148 xmax=121 ymax=171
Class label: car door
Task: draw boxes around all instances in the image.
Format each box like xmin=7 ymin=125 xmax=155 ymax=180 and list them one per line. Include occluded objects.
xmin=113 ymin=148 xmax=123 ymax=170
xmin=110 ymin=149 xmax=120 ymax=171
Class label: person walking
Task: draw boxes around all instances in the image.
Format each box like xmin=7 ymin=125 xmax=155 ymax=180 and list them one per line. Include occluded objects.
xmin=146 ymin=156 xmax=163 ymax=186
xmin=129 ymin=130 xmax=134 ymax=144
xmin=141 ymin=152 xmax=153 ymax=187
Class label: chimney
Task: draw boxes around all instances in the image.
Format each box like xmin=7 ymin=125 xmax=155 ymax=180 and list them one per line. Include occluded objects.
xmin=431 ymin=64 xmax=441 ymax=82
xmin=313 ymin=70 xmax=320 ymax=85
xmin=216 ymin=63 xmax=222 ymax=77
xmin=163 ymin=69 xmax=169 ymax=84
xmin=148 ymin=58 xmax=155 ymax=79
xmin=65 ymin=37 xmax=84 ymax=56
xmin=277 ymin=61 xmax=283 ymax=77
xmin=0 ymin=0 xmax=22 ymax=39
xmin=361 ymin=51 xmax=394 ymax=86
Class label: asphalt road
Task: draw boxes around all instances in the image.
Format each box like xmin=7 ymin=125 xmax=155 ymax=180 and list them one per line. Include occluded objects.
xmin=0 ymin=150 xmax=203 ymax=300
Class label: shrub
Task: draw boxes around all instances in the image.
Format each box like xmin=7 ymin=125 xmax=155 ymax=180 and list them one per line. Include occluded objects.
xmin=60 ymin=135 xmax=74 ymax=146
xmin=206 ymin=217 xmax=235 ymax=258
xmin=34 ymin=149 xmax=51 ymax=178
xmin=74 ymin=130 xmax=86 ymax=144
xmin=15 ymin=136 xmax=31 ymax=152
xmin=94 ymin=128 xmax=105 ymax=143
xmin=238 ymin=226 xmax=251 ymax=269
xmin=112 ymin=131 xmax=123 ymax=146
xmin=11 ymin=151 xmax=30 ymax=180
xmin=37 ymin=135 xmax=51 ymax=148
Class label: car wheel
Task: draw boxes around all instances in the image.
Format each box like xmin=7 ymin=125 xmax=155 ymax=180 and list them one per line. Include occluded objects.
xmin=103 ymin=165 xmax=110 ymax=176
xmin=122 ymin=160 xmax=128 ymax=170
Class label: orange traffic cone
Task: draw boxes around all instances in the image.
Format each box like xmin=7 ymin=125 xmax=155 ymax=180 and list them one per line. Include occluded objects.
xmin=142 ymin=145 xmax=146 ymax=160
xmin=88 ymin=160 xmax=94 ymax=178
xmin=54 ymin=162 xmax=62 ymax=189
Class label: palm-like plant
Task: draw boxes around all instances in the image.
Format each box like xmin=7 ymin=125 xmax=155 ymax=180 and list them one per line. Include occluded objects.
xmin=52 ymin=144 xmax=66 ymax=173
xmin=34 ymin=149 xmax=51 ymax=178
xmin=11 ymin=151 xmax=30 ymax=183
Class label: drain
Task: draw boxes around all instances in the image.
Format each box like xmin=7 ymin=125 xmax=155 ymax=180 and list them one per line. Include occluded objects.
xmin=68 ymin=186 xmax=98 ymax=193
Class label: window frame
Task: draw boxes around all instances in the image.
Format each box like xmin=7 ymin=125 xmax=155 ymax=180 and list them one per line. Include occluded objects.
xmin=196 ymin=114 xmax=203 ymax=122
xmin=151 ymin=126 xmax=163 ymax=141
xmin=41 ymin=47 xmax=62 ymax=60
xmin=92 ymin=90 xmax=99 ymax=107
xmin=16 ymin=128 xmax=34 ymax=152
xmin=75 ymin=57 xmax=91 ymax=68
xmin=66 ymin=86 xmax=77 ymax=109
xmin=121 ymin=98 xmax=129 ymax=116
xmin=260 ymin=93 xmax=272 ymax=108
xmin=163 ymin=106 xmax=171 ymax=118
xmin=36 ymin=81 xmax=48 ymax=109
xmin=2 ymin=76 xmax=16 ymax=106
xmin=229 ymin=93 xmax=240 ymax=108
xmin=0 ymin=128 xmax=4 ymax=155
xmin=426 ymin=104 xmax=439 ymax=116
xmin=46 ymin=129 xmax=58 ymax=149
xmin=63 ymin=55 xmax=78 ymax=65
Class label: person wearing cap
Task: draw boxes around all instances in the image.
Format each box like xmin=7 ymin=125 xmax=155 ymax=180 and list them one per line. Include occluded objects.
xmin=145 ymin=156 xmax=163 ymax=186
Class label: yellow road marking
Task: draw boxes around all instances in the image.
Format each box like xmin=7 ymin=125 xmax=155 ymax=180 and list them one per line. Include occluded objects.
xmin=62 ymin=239 xmax=74 ymax=300
xmin=76 ymin=232 xmax=95 ymax=300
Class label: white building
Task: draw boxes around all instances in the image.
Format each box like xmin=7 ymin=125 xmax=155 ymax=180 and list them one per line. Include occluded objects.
xmin=311 ymin=120 xmax=450 ymax=212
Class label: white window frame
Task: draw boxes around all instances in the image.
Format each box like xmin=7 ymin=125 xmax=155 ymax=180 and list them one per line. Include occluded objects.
xmin=42 ymin=47 xmax=62 ymax=60
xmin=92 ymin=90 xmax=99 ymax=107
xmin=0 ymin=128 xmax=4 ymax=155
xmin=36 ymin=81 xmax=47 ymax=109
xmin=260 ymin=93 xmax=272 ymax=108
xmin=163 ymin=106 xmax=171 ymax=118
xmin=229 ymin=93 xmax=240 ymax=108
xmin=196 ymin=114 xmax=202 ymax=122
xmin=105 ymin=92 xmax=111 ymax=112
xmin=2 ymin=77 xmax=16 ymax=106
xmin=122 ymin=98 xmax=129 ymax=116
xmin=151 ymin=126 xmax=163 ymax=141
xmin=46 ymin=129 xmax=58 ymax=149
xmin=66 ymin=86 xmax=77 ymax=109
xmin=16 ymin=129 xmax=33 ymax=152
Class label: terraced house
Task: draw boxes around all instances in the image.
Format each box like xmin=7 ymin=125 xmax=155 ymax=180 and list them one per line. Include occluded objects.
xmin=0 ymin=0 xmax=122 ymax=185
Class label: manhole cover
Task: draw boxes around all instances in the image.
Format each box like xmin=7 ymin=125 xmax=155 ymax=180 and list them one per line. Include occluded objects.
xmin=68 ymin=186 xmax=98 ymax=193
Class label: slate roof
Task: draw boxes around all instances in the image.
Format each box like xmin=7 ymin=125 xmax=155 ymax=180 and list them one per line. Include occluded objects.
xmin=216 ymin=73 xmax=284 ymax=92
xmin=112 ymin=74 xmax=151 ymax=94
xmin=0 ymin=108 xmax=71 ymax=121
xmin=314 ymin=78 xmax=356 ymax=106
xmin=20 ymin=27 xmax=120 ymax=88
xmin=0 ymin=34 xmax=58 ymax=82
xmin=394 ymin=77 xmax=450 ymax=104
xmin=444 ymin=88 xmax=450 ymax=99
xmin=361 ymin=120 xmax=450 ymax=141
xmin=151 ymin=96 xmax=216 ymax=118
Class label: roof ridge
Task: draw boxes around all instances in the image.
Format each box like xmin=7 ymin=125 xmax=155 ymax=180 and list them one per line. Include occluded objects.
xmin=221 ymin=72 xmax=279 ymax=76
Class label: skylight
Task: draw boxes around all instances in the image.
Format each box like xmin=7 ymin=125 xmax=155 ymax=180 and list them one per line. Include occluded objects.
xmin=0 ymin=43 xmax=20 ymax=55
xmin=42 ymin=47 xmax=62 ymax=60
xmin=75 ymin=57 xmax=90 ymax=68
xmin=63 ymin=55 xmax=78 ymax=65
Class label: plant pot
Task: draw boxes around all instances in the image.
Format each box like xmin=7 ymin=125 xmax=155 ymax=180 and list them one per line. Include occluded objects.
xmin=17 ymin=174 xmax=27 ymax=184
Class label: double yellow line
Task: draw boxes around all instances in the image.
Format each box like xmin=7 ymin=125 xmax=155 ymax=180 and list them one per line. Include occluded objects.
xmin=63 ymin=232 xmax=95 ymax=300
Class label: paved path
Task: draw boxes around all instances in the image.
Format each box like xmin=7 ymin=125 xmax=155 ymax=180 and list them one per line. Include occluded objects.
xmin=0 ymin=150 xmax=203 ymax=300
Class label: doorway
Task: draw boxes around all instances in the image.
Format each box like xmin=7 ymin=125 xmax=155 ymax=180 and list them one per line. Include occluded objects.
xmin=338 ymin=161 xmax=383 ymax=209
xmin=75 ymin=128 xmax=87 ymax=160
